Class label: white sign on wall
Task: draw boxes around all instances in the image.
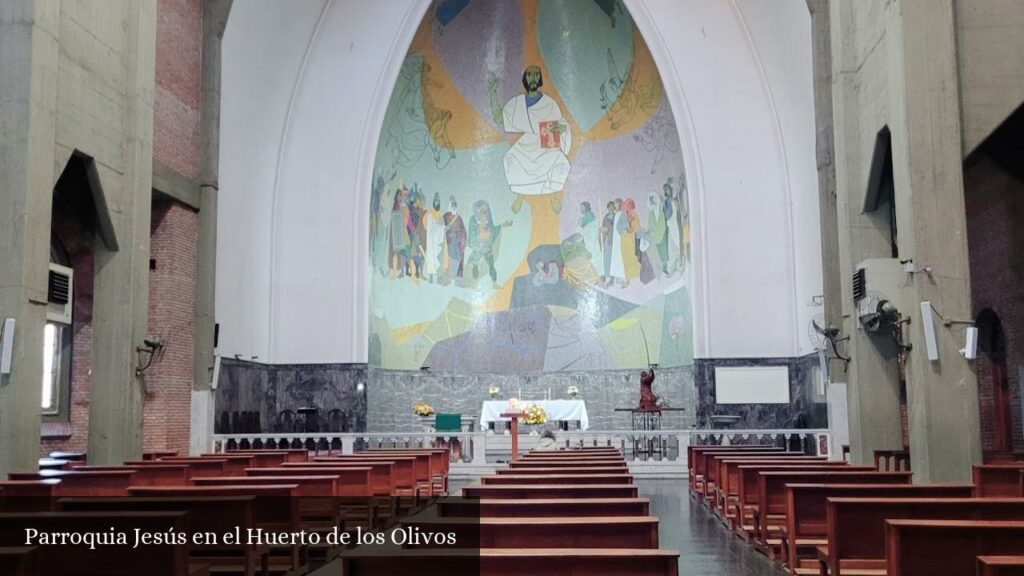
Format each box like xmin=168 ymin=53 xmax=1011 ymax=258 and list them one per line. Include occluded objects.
xmin=714 ymin=366 xmax=790 ymax=404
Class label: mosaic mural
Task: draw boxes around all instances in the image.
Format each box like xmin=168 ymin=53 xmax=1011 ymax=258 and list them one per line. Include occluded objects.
xmin=368 ymin=0 xmax=693 ymax=372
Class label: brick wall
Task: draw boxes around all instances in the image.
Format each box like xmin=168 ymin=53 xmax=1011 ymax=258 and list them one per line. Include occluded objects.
xmin=153 ymin=0 xmax=202 ymax=179
xmin=965 ymin=154 xmax=1024 ymax=452
xmin=144 ymin=199 xmax=199 ymax=456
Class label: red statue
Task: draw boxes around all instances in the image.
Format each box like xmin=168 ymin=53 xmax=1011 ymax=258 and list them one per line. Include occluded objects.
xmin=638 ymin=368 xmax=658 ymax=411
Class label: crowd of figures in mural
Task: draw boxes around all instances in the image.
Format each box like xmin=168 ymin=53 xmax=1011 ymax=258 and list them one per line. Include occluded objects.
xmin=367 ymin=0 xmax=694 ymax=373
xmin=373 ymin=174 xmax=689 ymax=289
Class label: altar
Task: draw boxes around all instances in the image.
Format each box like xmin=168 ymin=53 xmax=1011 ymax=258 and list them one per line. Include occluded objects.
xmin=480 ymin=400 xmax=590 ymax=431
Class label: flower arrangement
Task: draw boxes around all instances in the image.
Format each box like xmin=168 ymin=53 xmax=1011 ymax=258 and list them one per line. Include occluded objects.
xmin=413 ymin=402 xmax=435 ymax=417
xmin=488 ymin=385 xmax=501 ymax=399
xmin=523 ymin=404 xmax=548 ymax=426
xmin=567 ymin=385 xmax=579 ymax=399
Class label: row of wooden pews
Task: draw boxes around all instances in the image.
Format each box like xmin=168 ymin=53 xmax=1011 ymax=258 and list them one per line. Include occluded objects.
xmin=335 ymin=446 xmax=681 ymax=575
xmin=0 ymin=447 xmax=451 ymax=576
xmin=688 ymin=444 xmax=1024 ymax=576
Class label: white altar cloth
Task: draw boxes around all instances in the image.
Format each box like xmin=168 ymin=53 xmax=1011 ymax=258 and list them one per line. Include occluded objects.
xmin=480 ymin=400 xmax=589 ymax=431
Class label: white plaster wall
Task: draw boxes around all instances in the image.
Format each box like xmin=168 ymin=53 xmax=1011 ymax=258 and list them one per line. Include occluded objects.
xmin=218 ymin=0 xmax=328 ymax=360
xmin=217 ymin=0 xmax=822 ymax=364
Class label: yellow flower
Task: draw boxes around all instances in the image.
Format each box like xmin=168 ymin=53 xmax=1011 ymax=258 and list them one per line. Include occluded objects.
xmin=523 ymin=404 xmax=547 ymax=425
xmin=413 ymin=402 xmax=435 ymax=416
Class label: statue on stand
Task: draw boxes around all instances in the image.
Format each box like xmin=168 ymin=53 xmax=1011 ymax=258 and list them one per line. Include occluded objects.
xmin=638 ymin=367 xmax=659 ymax=411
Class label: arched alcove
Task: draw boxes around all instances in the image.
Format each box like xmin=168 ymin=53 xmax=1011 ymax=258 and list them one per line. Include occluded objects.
xmin=368 ymin=0 xmax=693 ymax=373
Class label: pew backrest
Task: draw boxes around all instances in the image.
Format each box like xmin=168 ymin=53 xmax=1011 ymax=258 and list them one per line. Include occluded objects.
xmin=826 ymin=498 xmax=1024 ymax=573
xmin=885 ymin=520 xmax=1024 ymax=576
xmin=975 ymin=464 xmax=1024 ymax=497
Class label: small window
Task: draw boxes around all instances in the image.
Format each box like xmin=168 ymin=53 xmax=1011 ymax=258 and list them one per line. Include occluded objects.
xmin=42 ymin=323 xmax=62 ymax=414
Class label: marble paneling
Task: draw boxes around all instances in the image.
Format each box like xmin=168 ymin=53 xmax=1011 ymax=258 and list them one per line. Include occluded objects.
xmin=214 ymin=359 xmax=367 ymax=433
xmin=365 ymin=365 xmax=696 ymax=432
xmin=693 ymin=355 xmax=827 ymax=429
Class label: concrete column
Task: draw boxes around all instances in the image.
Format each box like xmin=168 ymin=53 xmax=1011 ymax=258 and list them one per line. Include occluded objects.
xmin=190 ymin=0 xmax=231 ymax=456
xmin=892 ymin=0 xmax=981 ymax=482
xmin=0 ymin=0 xmax=59 ymax=476
xmin=807 ymin=1 xmax=846 ymax=378
xmin=87 ymin=0 xmax=157 ymax=465
xmin=828 ymin=0 xmax=904 ymax=465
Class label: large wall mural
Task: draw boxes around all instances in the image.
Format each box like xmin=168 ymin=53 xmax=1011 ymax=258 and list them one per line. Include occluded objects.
xmin=368 ymin=0 xmax=693 ymax=373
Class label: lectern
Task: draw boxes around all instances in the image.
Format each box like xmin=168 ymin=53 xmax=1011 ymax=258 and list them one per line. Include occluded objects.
xmin=500 ymin=411 xmax=526 ymax=461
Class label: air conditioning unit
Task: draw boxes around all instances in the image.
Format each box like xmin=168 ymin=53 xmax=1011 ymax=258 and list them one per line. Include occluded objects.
xmin=47 ymin=263 xmax=73 ymax=325
xmin=852 ymin=258 xmax=905 ymax=330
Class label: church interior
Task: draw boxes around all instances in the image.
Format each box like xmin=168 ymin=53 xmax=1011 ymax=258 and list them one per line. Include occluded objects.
xmin=1 ymin=0 xmax=1023 ymax=574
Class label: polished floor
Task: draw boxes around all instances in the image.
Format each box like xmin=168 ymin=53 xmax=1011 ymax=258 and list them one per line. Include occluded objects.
xmin=640 ymin=479 xmax=781 ymax=576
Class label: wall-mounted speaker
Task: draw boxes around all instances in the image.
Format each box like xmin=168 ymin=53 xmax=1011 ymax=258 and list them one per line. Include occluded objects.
xmin=920 ymin=302 xmax=939 ymax=361
xmin=0 ymin=318 xmax=14 ymax=375
xmin=963 ymin=326 xmax=978 ymax=360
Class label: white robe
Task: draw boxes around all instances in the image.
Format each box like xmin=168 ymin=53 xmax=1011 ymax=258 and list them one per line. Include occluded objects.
xmin=609 ymin=212 xmax=626 ymax=280
xmin=424 ymin=210 xmax=445 ymax=276
xmin=501 ymin=94 xmax=572 ymax=195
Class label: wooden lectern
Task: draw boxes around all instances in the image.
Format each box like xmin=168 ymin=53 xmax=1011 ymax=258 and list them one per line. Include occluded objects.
xmin=501 ymin=411 xmax=526 ymax=461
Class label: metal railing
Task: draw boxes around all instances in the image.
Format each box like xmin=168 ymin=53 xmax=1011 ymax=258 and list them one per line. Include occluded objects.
xmin=210 ymin=428 xmax=832 ymax=472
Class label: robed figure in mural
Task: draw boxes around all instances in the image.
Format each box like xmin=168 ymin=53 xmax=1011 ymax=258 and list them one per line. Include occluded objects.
xmin=489 ymin=66 xmax=572 ymax=214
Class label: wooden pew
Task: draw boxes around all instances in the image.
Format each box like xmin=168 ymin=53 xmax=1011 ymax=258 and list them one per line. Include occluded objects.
xmin=818 ymin=498 xmax=1024 ymax=576
xmin=755 ymin=471 xmax=912 ymax=551
xmin=127 ymin=485 xmax=303 ymax=574
xmin=479 ymin=473 xmax=634 ymax=485
xmin=194 ymin=475 xmax=342 ymax=530
xmin=400 ymin=516 xmax=660 ymax=549
xmin=713 ymin=457 xmax=832 ymax=516
xmin=509 ymin=459 xmax=626 ymax=470
xmin=708 ymin=452 xmax=823 ymax=500
xmin=783 ymin=483 xmax=975 ymax=573
xmin=975 ymin=464 xmax=1024 ymax=497
xmin=277 ymin=462 xmax=394 ymax=496
xmin=496 ymin=466 xmax=628 ymax=475
xmin=978 ymin=556 xmax=1024 ymax=576
xmin=0 ymin=481 xmax=60 ymax=511
xmin=984 ymin=451 xmax=1024 ymax=464
xmin=338 ymin=548 xmax=680 ymax=576
xmin=733 ymin=465 xmax=875 ymax=535
xmin=60 ymin=496 xmax=264 ymax=576
xmin=227 ymin=448 xmax=309 ymax=463
xmin=163 ymin=455 xmax=254 ymax=476
xmin=364 ymin=449 xmax=449 ymax=495
xmin=699 ymin=449 xmax=802 ymax=503
xmin=48 ymin=451 xmax=86 ymax=463
xmin=688 ymin=446 xmax=784 ymax=494
xmin=437 ymin=497 xmax=650 ymax=518
xmin=275 ymin=463 xmax=394 ymax=528
xmin=0 ymin=511 xmax=192 ymax=575
xmin=143 ymin=450 xmax=179 ymax=460
xmin=0 ymin=546 xmax=38 ymax=576
xmin=126 ymin=459 xmax=226 ymax=479
xmin=201 ymin=452 xmax=285 ymax=468
xmin=8 ymin=470 xmax=136 ymax=496
xmin=330 ymin=453 xmax=433 ymax=497
xmin=36 ymin=458 xmax=68 ymax=471
xmin=462 ymin=484 xmax=639 ymax=499
xmin=68 ymin=465 xmax=190 ymax=486
xmin=310 ymin=457 xmax=419 ymax=498
xmin=885 ymin=520 xmax=1024 ymax=576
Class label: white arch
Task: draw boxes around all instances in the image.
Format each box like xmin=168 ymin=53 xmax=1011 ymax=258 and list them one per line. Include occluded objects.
xmin=218 ymin=0 xmax=821 ymax=364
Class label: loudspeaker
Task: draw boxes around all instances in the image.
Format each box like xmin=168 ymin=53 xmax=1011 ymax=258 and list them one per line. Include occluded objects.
xmin=211 ymin=354 xmax=222 ymax=390
xmin=1 ymin=318 xmax=15 ymax=375
xmin=963 ymin=326 xmax=978 ymax=360
xmin=920 ymin=302 xmax=939 ymax=361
